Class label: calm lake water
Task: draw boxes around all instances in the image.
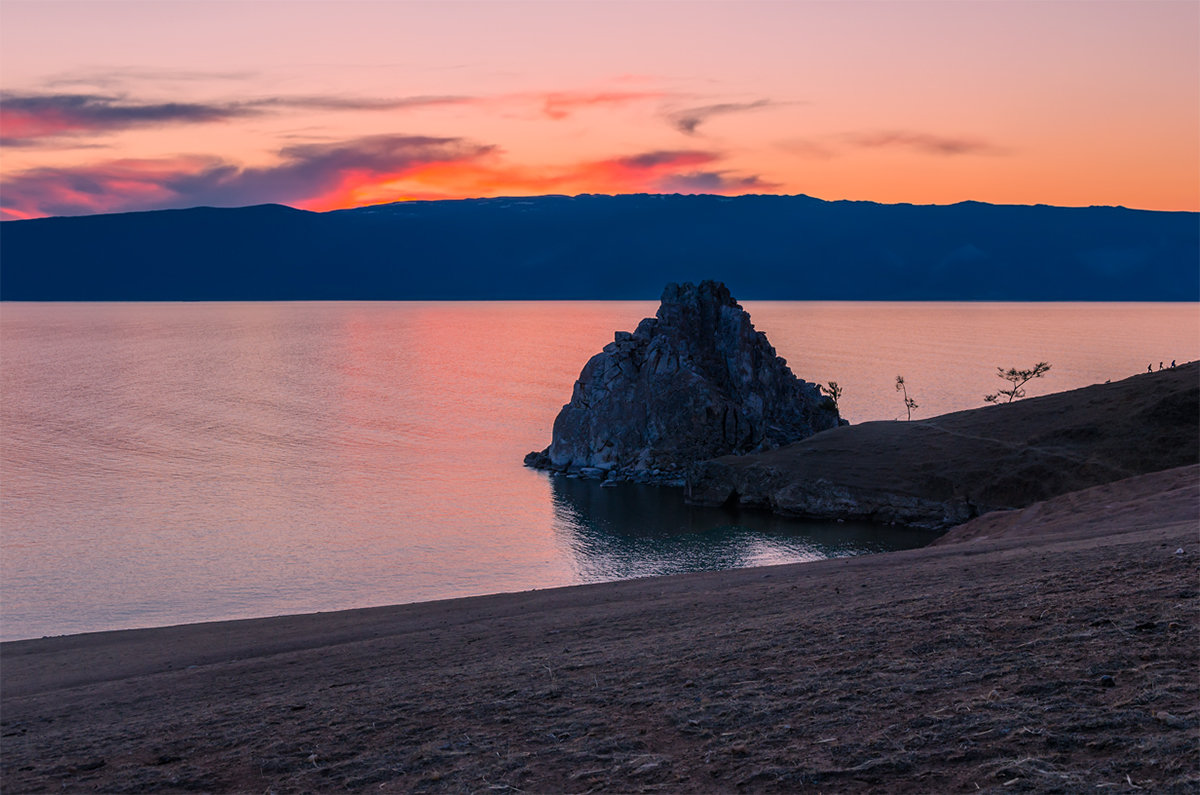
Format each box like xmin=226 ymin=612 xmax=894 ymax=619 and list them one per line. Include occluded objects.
xmin=2 ymin=301 xmax=1196 ymax=640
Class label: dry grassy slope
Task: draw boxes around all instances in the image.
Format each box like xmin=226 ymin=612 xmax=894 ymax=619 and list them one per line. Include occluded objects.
xmin=934 ymin=463 xmax=1200 ymax=546
xmin=687 ymin=362 xmax=1198 ymax=528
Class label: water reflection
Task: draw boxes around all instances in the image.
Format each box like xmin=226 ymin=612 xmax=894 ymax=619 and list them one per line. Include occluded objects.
xmin=549 ymin=476 xmax=940 ymax=582
xmin=4 ymin=300 xmax=1193 ymax=639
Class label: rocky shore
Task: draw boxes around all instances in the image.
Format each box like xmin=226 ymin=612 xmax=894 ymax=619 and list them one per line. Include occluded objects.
xmin=688 ymin=362 xmax=1199 ymax=528
xmin=528 ymin=280 xmax=1196 ymax=531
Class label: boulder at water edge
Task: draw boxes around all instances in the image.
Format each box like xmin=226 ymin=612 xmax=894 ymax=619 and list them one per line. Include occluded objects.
xmin=524 ymin=280 xmax=841 ymax=485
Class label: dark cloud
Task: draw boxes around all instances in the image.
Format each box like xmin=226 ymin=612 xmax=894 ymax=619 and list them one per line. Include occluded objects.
xmin=0 ymin=91 xmax=476 ymax=146
xmin=668 ymin=100 xmax=774 ymax=135
xmin=844 ymin=131 xmax=1007 ymax=156
xmin=0 ymin=134 xmax=495 ymax=218
xmin=656 ymin=171 xmax=779 ymax=193
xmin=616 ymin=150 xmax=717 ymax=170
xmin=0 ymin=93 xmax=258 ymax=144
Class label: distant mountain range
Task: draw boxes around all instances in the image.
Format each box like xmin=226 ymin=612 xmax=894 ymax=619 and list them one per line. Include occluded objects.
xmin=2 ymin=194 xmax=1196 ymax=300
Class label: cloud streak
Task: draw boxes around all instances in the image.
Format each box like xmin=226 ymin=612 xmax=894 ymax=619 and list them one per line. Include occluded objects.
xmin=266 ymin=95 xmax=470 ymax=112
xmin=779 ymin=130 xmax=1009 ymax=160
xmin=1 ymin=85 xmax=672 ymax=148
xmin=0 ymin=93 xmax=257 ymax=144
xmin=0 ymin=91 xmax=477 ymax=146
xmin=668 ymin=100 xmax=774 ymax=135
xmin=536 ymin=90 xmax=668 ymax=120
xmin=843 ymin=130 xmax=1007 ymax=156
xmin=44 ymin=68 xmax=258 ymax=89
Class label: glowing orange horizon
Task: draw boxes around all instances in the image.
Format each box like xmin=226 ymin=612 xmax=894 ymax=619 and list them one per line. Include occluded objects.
xmin=1 ymin=1 xmax=1195 ymax=220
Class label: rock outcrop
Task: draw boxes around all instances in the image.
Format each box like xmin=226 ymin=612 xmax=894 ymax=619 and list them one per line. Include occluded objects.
xmin=687 ymin=362 xmax=1200 ymax=529
xmin=525 ymin=281 xmax=841 ymax=484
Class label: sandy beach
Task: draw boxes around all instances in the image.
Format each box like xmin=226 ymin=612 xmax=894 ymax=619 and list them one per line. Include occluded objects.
xmin=2 ymin=463 xmax=1196 ymax=793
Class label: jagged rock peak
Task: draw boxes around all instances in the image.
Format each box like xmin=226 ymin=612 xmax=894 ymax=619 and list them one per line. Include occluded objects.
xmin=525 ymin=280 xmax=841 ymax=485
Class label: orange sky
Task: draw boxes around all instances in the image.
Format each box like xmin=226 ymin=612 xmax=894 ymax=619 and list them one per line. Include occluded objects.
xmin=1 ymin=0 xmax=1196 ymax=220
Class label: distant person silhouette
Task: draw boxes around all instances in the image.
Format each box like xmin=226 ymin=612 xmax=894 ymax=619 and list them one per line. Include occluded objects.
xmin=1159 ymin=362 xmax=1164 ymax=370
xmin=1171 ymin=360 xmax=1176 ymax=368
xmin=1148 ymin=364 xmax=1153 ymax=372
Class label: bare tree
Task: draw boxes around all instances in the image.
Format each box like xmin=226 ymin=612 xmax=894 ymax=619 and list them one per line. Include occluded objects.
xmin=895 ymin=375 xmax=917 ymax=420
xmin=984 ymin=362 xmax=1051 ymax=404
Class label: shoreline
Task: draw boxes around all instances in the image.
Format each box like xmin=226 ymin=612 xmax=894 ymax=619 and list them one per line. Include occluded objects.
xmin=1 ymin=534 xmax=955 ymax=699
xmin=0 ymin=512 xmax=942 ymax=647
xmin=5 ymin=363 xmax=1194 ymax=649
xmin=2 ymin=454 xmax=1189 ymax=667
xmin=4 ymin=465 xmax=1196 ymax=792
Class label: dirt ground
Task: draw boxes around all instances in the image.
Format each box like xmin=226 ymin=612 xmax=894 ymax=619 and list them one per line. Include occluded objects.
xmin=2 ymin=466 xmax=1198 ymax=793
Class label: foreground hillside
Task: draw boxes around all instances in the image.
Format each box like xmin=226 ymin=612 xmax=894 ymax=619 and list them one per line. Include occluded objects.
xmin=2 ymin=465 xmax=1196 ymax=793
xmin=688 ymin=362 xmax=1199 ymax=528
xmin=2 ymin=194 xmax=1197 ymax=300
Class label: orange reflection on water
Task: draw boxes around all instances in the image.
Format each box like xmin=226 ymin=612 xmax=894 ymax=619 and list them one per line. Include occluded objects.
xmin=1 ymin=300 xmax=1196 ymax=639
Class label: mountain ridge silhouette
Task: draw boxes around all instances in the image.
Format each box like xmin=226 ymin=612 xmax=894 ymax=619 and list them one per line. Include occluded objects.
xmin=3 ymin=193 xmax=1195 ymax=300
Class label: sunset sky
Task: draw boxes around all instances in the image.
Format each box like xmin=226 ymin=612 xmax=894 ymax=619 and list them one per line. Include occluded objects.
xmin=1 ymin=0 xmax=1196 ymax=220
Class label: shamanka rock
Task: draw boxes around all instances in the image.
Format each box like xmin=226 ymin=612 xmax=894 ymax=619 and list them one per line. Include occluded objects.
xmin=525 ymin=280 xmax=841 ymax=484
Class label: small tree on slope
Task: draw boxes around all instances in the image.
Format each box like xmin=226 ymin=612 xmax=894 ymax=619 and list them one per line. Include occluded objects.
xmin=984 ymin=362 xmax=1051 ymax=404
xmin=895 ymin=375 xmax=917 ymax=420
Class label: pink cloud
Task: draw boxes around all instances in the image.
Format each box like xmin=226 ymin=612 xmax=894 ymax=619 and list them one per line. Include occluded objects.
xmin=0 ymin=155 xmax=220 ymax=219
xmin=1 ymin=137 xmax=771 ymax=219
xmin=536 ymin=90 xmax=668 ymax=120
xmin=0 ymin=135 xmax=493 ymax=218
xmin=386 ymin=150 xmax=748 ymax=200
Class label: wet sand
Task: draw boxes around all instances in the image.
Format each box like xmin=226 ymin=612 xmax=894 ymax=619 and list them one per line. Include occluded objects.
xmin=2 ymin=465 xmax=1197 ymax=793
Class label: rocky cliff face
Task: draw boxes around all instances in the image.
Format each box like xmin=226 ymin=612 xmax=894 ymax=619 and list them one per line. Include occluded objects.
xmin=525 ymin=281 xmax=841 ymax=484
